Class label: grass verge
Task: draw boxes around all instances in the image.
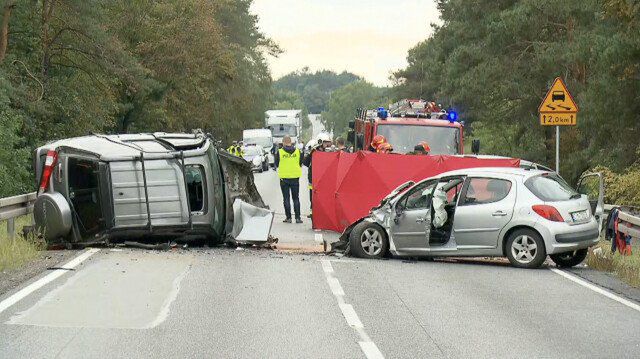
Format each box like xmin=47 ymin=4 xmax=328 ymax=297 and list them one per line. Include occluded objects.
xmin=587 ymin=240 xmax=640 ymax=288
xmin=0 ymin=216 xmax=44 ymax=272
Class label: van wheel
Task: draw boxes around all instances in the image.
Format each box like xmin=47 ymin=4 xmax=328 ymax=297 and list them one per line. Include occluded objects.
xmin=349 ymin=222 xmax=388 ymax=259
xmin=505 ymin=229 xmax=546 ymax=268
xmin=550 ymin=249 xmax=588 ymax=268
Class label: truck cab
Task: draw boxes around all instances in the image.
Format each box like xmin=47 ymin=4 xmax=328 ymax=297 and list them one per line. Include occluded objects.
xmin=349 ymin=99 xmax=464 ymax=155
xmin=265 ymin=110 xmax=302 ymax=145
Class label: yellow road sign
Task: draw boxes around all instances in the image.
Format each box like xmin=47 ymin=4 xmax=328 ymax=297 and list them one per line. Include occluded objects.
xmin=539 ymin=113 xmax=576 ymax=126
xmin=539 ymin=77 xmax=578 ymax=126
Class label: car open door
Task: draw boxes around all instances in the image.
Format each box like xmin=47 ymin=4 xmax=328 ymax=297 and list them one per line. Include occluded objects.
xmin=576 ymin=172 xmax=604 ymax=232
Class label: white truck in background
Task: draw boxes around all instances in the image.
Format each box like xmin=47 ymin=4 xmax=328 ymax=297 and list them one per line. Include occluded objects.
xmin=265 ymin=110 xmax=302 ymax=145
xmin=242 ymin=128 xmax=275 ymax=167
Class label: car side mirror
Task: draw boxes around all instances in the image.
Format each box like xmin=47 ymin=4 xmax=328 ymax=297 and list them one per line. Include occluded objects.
xmin=471 ymin=139 xmax=480 ymax=155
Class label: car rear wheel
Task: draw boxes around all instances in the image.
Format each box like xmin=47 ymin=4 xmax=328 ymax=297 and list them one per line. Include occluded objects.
xmin=505 ymin=229 xmax=546 ymax=269
xmin=349 ymin=221 xmax=388 ymax=259
xmin=550 ymin=249 xmax=588 ymax=268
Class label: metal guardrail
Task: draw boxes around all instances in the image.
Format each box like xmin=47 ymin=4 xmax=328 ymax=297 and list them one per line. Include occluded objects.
xmin=616 ymin=207 xmax=640 ymax=240
xmin=0 ymin=192 xmax=36 ymax=239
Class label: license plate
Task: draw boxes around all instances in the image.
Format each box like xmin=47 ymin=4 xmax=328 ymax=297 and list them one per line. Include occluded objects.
xmin=571 ymin=210 xmax=590 ymax=222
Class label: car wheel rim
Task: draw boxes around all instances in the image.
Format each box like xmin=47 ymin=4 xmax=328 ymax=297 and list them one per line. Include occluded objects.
xmin=511 ymin=235 xmax=537 ymax=264
xmin=361 ymin=228 xmax=383 ymax=256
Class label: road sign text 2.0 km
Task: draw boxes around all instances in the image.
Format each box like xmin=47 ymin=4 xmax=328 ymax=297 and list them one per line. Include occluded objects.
xmin=539 ymin=113 xmax=576 ymax=126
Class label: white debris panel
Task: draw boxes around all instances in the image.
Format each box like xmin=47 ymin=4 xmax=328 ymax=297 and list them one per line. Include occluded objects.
xmin=230 ymin=199 xmax=274 ymax=244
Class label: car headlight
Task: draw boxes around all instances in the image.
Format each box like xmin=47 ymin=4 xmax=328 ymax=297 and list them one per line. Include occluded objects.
xmin=252 ymin=157 xmax=262 ymax=166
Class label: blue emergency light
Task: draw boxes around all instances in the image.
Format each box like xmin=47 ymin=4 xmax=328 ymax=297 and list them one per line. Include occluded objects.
xmin=447 ymin=111 xmax=458 ymax=122
xmin=377 ymin=107 xmax=388 ymax=119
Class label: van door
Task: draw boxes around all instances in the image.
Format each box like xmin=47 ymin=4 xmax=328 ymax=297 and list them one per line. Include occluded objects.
xmin=576 ymin=173 xmax=604 ymax=231
xmin=67 ymin=157 xmax=106 ymax=237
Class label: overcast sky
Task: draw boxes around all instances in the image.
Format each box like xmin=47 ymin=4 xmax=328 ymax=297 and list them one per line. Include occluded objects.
xmin=250 ymin=0 xmax=441 ymax=86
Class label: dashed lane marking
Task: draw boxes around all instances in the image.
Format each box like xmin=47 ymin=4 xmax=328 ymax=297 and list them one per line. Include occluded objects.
xmin=550 ymin=268 xmax=640 ymax=313
xmin=339 ymin=303 xmax=363 ymax=328
xmin=0 ymin=248 xmax=100 ymax=315
xmin=327 ymin=276 xmax=345 ymax=296
xmin=321 ymin=259 xmax=385 ymax=359
xmin=321 ymin=260 xmax=334 ymax=274
xmin=359 ymin=341 xmax=385 ymax=359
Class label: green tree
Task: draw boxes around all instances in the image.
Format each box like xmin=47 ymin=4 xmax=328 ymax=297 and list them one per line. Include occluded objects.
xmin=273 ymin=68 xmax=362 ymax=113
xmin=394 ymin=0 xmax=639 ymax=182
xmin=322 ymin=81 xmax=389 ymax=137
xmin=0 ymin=0 xmax=277 ymax=196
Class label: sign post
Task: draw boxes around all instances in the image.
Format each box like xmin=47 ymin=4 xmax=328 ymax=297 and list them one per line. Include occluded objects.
xmin=538 ymin=77 xmax=578 ymax=173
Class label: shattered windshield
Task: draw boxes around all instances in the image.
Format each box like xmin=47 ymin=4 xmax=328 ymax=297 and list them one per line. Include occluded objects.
xmin=377 ymin=124 xmax=460 ymax=155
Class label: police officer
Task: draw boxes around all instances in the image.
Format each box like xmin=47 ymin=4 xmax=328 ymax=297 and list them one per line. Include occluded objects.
xmin=227 ymin=141 xmax=238 ymax=155
xmin=275 ymin=135 xmax=303 ymax=223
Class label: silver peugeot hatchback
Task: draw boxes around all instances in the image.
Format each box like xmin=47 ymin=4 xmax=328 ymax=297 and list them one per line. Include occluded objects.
xmin=341 ymin=167 xmax=604 ymax=268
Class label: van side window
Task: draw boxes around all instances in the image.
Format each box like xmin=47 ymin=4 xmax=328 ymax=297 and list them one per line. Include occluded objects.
xmin=185 ymin=165 xmax=206 ymax=212
xmin=461 ymin=178 xmax=512 ymax=205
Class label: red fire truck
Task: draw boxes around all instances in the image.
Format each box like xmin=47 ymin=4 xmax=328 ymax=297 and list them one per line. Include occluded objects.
xmin=348 ymin=99 xmax=478 ymax=155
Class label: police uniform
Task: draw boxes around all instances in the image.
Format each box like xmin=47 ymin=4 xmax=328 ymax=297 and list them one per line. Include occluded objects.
xmin=276 ymin=147 xmax=303 ymax=222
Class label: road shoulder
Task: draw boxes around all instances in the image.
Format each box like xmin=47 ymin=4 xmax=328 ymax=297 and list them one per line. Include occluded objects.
xmin=0 ymin=250 xmax=79 ymax=297
xmin=566 ymin=265 xmax=640 ymax=304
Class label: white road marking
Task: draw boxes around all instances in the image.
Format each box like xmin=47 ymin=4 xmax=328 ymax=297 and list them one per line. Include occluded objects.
xmin=550 ymin=268 xmax=640 ymax=313
xmin=327 ymin=276 xmax=345 ymax=296
xmin=0 ymin=248 xmax=100 ymax=315
xmin=321 ymin=260 xmax=334 ymax=274
xmin=359 ymin=341 xmax=385 ymax=359
xmin=339 ymin=303 xmax=363 ymax=328
xmin=321 ymin=259 xmax=384 ymax=359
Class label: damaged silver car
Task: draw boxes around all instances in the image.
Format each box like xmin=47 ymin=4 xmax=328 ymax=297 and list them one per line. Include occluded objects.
xmin=335 ymin=167 xmax=604 ymax=269
xmin=32 ymin=132 xmax=266 ymax=246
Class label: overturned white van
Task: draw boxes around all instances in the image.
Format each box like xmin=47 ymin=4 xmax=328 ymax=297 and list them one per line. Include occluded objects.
xmin=32 ymin=132 xmax=265 ymax=245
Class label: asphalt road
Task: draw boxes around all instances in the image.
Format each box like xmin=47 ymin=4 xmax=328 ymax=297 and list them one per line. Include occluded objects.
xmin=1 ymin=169 xmax=639 ymax=358
xmin=253 ymin=167 xmax=340 ymax=248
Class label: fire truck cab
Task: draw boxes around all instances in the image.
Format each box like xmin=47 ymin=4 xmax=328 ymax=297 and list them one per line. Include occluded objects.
xmin=348 ymin=99 xmax=468 ymax=155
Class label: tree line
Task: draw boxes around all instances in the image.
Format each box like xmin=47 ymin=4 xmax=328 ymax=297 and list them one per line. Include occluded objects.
xmin=0 ymin=0 xmax=275 ymax=197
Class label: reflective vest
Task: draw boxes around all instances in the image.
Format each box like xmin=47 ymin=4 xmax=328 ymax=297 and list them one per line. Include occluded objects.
xmin=227 ymin=145 xmax=236 ymax=155
xmin=278 ymin=148 xmax=302 ymax=179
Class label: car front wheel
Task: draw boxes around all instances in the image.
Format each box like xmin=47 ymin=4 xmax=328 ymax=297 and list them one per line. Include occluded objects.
xmin=349 ymin=221 xmax=389 ymax=259
xmin=505 ymin=229 xmax=547 ymax=269
xmin=550 ymin=249 xmax=588 ymax=268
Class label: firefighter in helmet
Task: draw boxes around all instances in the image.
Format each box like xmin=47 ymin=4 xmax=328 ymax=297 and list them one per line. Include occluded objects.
xmin=416 ymin=141 xmax=431 ymax=155
xmin=370 ymin=135 xmax=386 ymax=152
xmin=377 ymin=142 xmax=393 ymax=154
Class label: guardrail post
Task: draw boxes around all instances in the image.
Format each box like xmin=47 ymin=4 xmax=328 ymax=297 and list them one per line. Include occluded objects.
xmin=7 ymin=218 xmax=15 ymax=240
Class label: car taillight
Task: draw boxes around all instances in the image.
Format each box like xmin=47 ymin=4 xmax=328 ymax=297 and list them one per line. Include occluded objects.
xmin=532 ymin=205 xmax=564 ymax=222
xmin=38 ymin=150 xmax=58 ymax=194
